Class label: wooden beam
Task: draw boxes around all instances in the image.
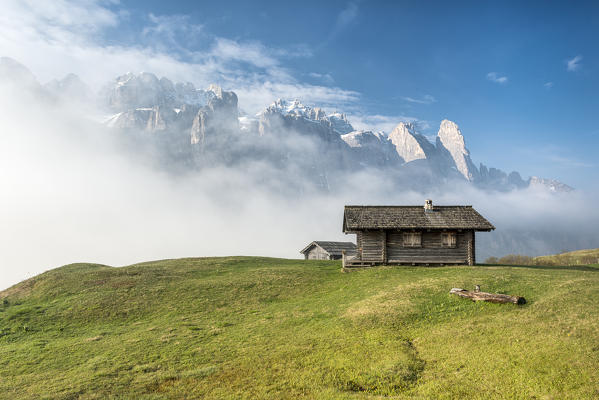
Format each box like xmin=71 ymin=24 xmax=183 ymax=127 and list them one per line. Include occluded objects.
xmin=450 ymin=288 xmax=526 ymax=305
xmin=382 ymin=230 xmax=387 ymax=264
xmin=467 ymin=231 xmax=474 ymax=266
xmin=472 ymin=232 xmax=476 ymax=265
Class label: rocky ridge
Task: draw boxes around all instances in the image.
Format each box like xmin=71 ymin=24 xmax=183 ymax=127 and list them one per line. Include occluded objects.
xmin=97 ymin=71 xmax=572 ymax=192
xmin=0 ymin=57 xmax=572 ymax=193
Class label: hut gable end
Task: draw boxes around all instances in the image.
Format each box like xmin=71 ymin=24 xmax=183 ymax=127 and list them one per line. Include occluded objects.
xmin=300 ymin=241 xmax=357 ymax=260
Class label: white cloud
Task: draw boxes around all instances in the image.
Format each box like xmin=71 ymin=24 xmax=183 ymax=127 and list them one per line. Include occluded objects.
xmin=0 ymin=0 xmax=357 ymax=115
xmin=141 ymin=13 xmax=204 ymax=55
xmin=15 ymin=0 xmax=120 ymax=34
xmin=209 ymin=38 xmax=281 ymax=70
xmin=349 ymin=113 xmax=427 ymax=134
xmin=326 ymin=1 xmax=360 ymax=42
xmin=308 ymin=72 xmax=335 ymax=84
xmin=486 ymin=72 xmax=508 ymax=84
xmin=544 ymin=82 xmax=554 ymax=89
xmin=144 ymin=13 xmax=203 ymax=37
xmin=337 ymin=1 xmax=359 ymax=29
xmin=402 ymin=95 xmax=437 ymax=104
xmin=566 ymin=55 xmax=582 ymax=72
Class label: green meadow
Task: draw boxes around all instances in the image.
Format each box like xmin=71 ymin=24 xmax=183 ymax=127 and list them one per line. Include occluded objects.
xmin=1 ymin=257 xmax=598 ymax=399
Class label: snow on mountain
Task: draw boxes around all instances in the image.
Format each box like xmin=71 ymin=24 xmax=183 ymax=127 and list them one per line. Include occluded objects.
xmin=341 ymin=130 xmax=385 ymax=148
xmin=328 ymin=112 xmax=354 ymax=134
xmin=436 ymin=119 xmax=478 ymax=181
xmin=0 ymin=57 xmax=572 ymax=193
xmin=264 ymin=99 xmax=323 ymax=119
xmin=387 ymin=122 xmax=435 ymax=163
xmin=92 ymin=68 xmax=573 ymax=192
xmin=103 ymin=72 xmax=216 ymax=112
xmin=529 ymin=176 xmax=574 ymax=192
xmin=259 ymin=99 xmax=354 ymax=134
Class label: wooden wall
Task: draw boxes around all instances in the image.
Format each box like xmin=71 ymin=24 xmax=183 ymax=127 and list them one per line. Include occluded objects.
xmin=353 ymin=230 xmax=475 ymax=265
xmin=305 ymin=246 xmax=330 ymax=260
xmin=360 ymin=231 xmax=385 ymax=262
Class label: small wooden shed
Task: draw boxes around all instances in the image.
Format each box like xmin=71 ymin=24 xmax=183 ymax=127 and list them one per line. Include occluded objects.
xmin=300 ymin=241 xmax=357 ymax=260
xmin=343 ymin=200 xmax=494 ymax=266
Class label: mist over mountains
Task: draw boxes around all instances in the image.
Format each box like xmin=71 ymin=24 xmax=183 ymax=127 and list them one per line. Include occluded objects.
xmin=3 ymin=54 xmax=570 ymax=194
xmin=0 ymin=56 xmax=594 ymax=290
xmin=92 ymin=67 xmax=571 ymax=193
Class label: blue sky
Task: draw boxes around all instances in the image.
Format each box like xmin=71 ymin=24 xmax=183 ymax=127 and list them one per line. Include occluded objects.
xmin=2 ymin=0 xmax=598 ymax=188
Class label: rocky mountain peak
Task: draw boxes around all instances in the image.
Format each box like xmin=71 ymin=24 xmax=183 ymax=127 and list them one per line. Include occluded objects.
xmin=207 ymin=84 xmax=224 ymax=98
xmin=529 ymin=176 xmax=574 ymax=192
xmin=436 ymin=119 xmax=478 ymax=181
xmin=388 ymin=122 xmax=434 ymax=163
xmin=260 ymin=99 xmax=354 ymax=134
xmin=328 ymin=112 xmax=354 ymax=134
xmin=90 ymin=67 xmax=572 ymax=193
xmin=341 ymin=130 xmax=385 ymax=148
xmin=103 ymin=72 xmax=217 ymax=112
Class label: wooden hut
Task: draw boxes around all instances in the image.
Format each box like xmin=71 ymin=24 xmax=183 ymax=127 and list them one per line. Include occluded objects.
xmin=342 ymin=200 xmax=494 ymax=267
xmin=300 ymin=241 xmax=357 ymax=260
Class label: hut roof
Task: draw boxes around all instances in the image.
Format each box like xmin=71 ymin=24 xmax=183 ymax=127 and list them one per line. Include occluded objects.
xmin=343 ymin=205 xmax=495 ymax=232
xmin=300 ymin=241 xmax=357 ymax=255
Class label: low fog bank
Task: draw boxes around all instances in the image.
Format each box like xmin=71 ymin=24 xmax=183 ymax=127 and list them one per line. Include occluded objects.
xmin=1 ymin=83 xmax=598 ymax=291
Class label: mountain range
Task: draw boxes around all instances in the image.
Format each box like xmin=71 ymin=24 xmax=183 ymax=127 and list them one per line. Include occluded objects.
xmin=0 ymin=57 xmax=572 ymax=193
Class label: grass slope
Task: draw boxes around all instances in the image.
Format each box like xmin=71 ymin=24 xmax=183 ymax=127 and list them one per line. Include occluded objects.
xmin=1 ymin=257 xmax=599 ymax=399
xmin=534 ymin=248 xmax=599 ymax=266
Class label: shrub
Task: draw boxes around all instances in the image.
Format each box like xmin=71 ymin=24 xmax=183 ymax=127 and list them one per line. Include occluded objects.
xmin=497 ymin=254 xmax=534 ymax=265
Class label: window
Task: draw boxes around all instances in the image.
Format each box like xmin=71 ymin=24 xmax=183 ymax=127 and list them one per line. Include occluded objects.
xmin=403 ymin=232 xmax=421 ymax=247
xmin=441 ymin=232 xmax=457 ymax=248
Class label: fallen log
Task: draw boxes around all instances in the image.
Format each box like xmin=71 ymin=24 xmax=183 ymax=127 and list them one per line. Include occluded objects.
xmin=450 ymin=287 xmax=526 ymax=305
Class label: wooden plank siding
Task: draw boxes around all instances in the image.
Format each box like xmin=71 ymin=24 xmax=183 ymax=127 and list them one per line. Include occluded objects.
xmin=305 ymin=246 xmax=330 ymax=260
xmin=386 ymin=230 xmax=472 ymax=264
xmin=361 ymin=231 xmax=385 ymax=262
xmin=348 ymin=229 xmax=476 ymax=266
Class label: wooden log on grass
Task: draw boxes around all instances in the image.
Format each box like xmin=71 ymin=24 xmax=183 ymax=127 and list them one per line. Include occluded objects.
xmin=450 ymin=287 xmax=526 ymax=305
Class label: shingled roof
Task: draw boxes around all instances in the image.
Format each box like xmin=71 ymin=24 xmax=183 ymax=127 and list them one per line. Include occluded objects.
xmin=343 ymin=205 xmax=495 ymax=231
xmin=300 ymin=241 xmax=357 ymax=256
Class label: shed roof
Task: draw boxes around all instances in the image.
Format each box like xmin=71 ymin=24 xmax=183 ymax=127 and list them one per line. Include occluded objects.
xmin=343 ymin=205 xmax=495 ymax=231
xmin=300 ymin=241 xmax=357 ymax=255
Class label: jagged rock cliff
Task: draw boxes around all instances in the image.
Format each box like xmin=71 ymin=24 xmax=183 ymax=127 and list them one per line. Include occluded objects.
xmin=190 ymin=85 xmax=238 ymax=149
xmin=341 ymin=130 xmax=401 ymax=168
xmin=388 ymin=122 xmax=435 ymax=163
xmin=15 ymin=64 xmax=564 ymax=193
xmin=436 ymin=119 xmax=479 ymax=181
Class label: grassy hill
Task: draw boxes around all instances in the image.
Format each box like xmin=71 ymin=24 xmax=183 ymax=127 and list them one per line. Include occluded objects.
xmin=1 ymin=257 xmax=599 ymax=399
xmin=534 ymin=248 xmax=599 ymax=266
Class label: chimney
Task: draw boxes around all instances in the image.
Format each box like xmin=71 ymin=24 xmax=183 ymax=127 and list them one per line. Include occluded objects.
xmin=424 ymin=199 xmax=433 ymax=211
